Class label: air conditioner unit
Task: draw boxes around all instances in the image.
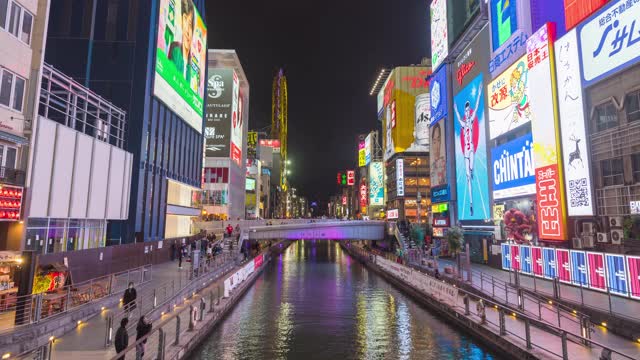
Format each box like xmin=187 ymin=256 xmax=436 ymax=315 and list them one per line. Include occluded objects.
xmin=597 ymin=232 xmax=609 ymax=243
xmin=610 ymin=229 xmax=623 ymax=245
xmin=572 ymin=237 xmax=583 ymax=249
xmin=582 ymin=222 xmax=594 ymax=235
xmin=582 ymin=235 xmax=595 ymax=248
xmin=609 ymin=217 xmax=624 ymax=228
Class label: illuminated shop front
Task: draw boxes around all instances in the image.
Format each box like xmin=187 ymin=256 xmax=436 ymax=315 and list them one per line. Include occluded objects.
xmin=164 ymin=180 xmax=201 ymax=239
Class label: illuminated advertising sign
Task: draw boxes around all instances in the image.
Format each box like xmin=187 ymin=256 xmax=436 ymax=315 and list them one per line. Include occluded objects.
xmin=430 ymin=65 xmax=448 ymax=125
xmin=430 ymin=0 xmax=449 ymax=70
xmin=247 ymin=131 xmax=258 ymax=159
xmin=360 ymin=182 xmax=368 ymax=207
xmin=579 ymin=0 xmax=640 ymax=86
xmin=230 ymin=75 xmax=243 ymax=166
xmin=491 ymin=133 xmax=536 ymax=200
xmin=431 ymin=185 xmax=450 ymax=203
xmin=430 ymin=64 xmax=447 ymax=187
xmin=510 ymin=244 xmax=520 ymax=271
xmin=205 ymin=68 xmax=233 ymax=157
xmin=369 ymin=162 xmax=384 ymax=206
xmin=453 ymin=25 xmax=490 ymax=94
xmin=542 ymin=247 xmax=557 ymax=279
xmin=631 ymin=201 xmax=640 ymax=214
xmin=259 ymin=139 xmax=281 ymax=148
xmin=358 ymin=140 xmax=366 ymax=167
xmin=556 ymin=249 xmax=571 ymax=284
xmin=527 ymin=23 xmax=568 ymax=241
xmin=245 ymin=178 xmax=256 ymax=191
xmin=347 ymin=170 xmax=355 ymax=186
xmin=556 ymin=29 xmax=594 ymax=217
xmin=487 ymin=55 xmax=531 ymax=139
xmin=0 ymin=185 xmax=23 ymax=221
xmin=387 ymin=209 xmax=399 ymax=220
xmin=587 ymin=252 xmax=606 ymax=292
xmin=414 ymin=94 xmax=431 ymax=150
xmin=564 ymin=0 xmax=607 ymax=31
xmin=432 ymin=203 xmax=449 ymax=213
xmin=570 ymin=250 xmax=588 ymax=287
xmin=155 ymin=0 xmax=207 ymax=133
xmin=530 ymin=0 xmax=567 ymax=39
xmin=531 ymin=246 xmax=543 ymax=277
xmin=396 ymin=159 xmax=405 ymax=197
xmin=605 ymin=254 xmax=628 ymax=296
xmin=629 ymin=256 xmax=640 ymax=300
xmin=520 ymin=245 xmax=532 ymax=274
xmin=364 ymin=134 xmax=372 ymax=165
xmin=501 ymin=243 xmax=511 ymax=270
xmin=433 ymin=227 xmax=446 ymax=237
xmin=453 ymin=74 xmax=490 ymax=220
xmin=489 ymin=0 xmax=532 ymax=77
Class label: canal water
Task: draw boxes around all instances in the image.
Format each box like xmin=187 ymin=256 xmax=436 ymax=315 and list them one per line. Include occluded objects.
xmin=191 ymin=241 xmax=500 ymax=360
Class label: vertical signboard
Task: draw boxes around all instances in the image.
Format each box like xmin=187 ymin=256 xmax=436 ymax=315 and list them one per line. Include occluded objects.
xmin=578 ymin=1 xmax=640 ymax=86
xmin=510 ymin=244 xmax=521 ymax=271
xmin=369 ymin=162 xmax=385 ymax=206
xmin=586 ymin=252 xmax=606 ymax=292
xmin=247 ymin=131 xmax=258 ymax=159
xmin=501 ymin=243 xmax=511 ymax=270
xmin=396 ymin=159 xmax=405 ymax=197
xmin=570 ymin=250 xmax=588 ymax=287
xmin=556 ymin=249 xmax=571 ymax=283
xmin=205 ymin=69 xmax=234 ymax=157
xmin=520 ymin=245 xmax=532 ymax=274
xmin=347 ymin=170 xmax=355 ymax=186
xmin=489 ymin=0 xmax=532 ymax=77
xmin=605 ymin=254 xmax=628 ymax=296
xmin=564 ymin=0 xmax=607 ymax=31
xmin=628 ymin=256 xmax=640 ymax=300
xmin=431 ymin=0 xmax=449 ymax=70
xmin=531 ymin=246 xmax=543 ymax=277
xmin=364 ymin=134 xmax=372 ymax=165
xmin=555 ymin=29 xmax=594 ymax=217
xmin=527 ymin=23 xmax=567 ymax=241
xmin=414 ymin=94 xmax=431 ymax=150
xmin=359 ymin=182 xmax=368 ymax=207
xmin=358 ymin=140 xmax=366 ymax=167
xmin=230 ymin=72 xmax=242 ymax=166
xmin=430 ymin=65 xmax=448 ymax=187
xmin=542 ymin=247 xmax=557 ymax=279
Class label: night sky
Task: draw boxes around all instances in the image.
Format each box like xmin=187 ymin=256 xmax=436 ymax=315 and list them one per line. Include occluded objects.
xmin=206 ymin=0 xmax=429 ymax=202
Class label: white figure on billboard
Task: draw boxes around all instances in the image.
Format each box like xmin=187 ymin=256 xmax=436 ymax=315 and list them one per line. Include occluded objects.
xmin=455 ymin=82 xmax=482 ymax=217
xmin=408 ymin=93 xmax=430 ymax=152
xmin=385 ymin=105 xmax=394 ymax=160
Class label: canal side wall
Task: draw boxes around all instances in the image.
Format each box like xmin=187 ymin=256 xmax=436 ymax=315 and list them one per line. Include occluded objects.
xmin=341 ymin=244 xmax=539 ymax=360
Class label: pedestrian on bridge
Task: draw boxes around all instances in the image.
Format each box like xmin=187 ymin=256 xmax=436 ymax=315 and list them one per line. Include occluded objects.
xmin=114 ymin=318 xmax=129 ymax=360
xmin=135 ymin=315 xmax=152 ymax=360
xmin=123 ymin=282 xmax=137 ymax=314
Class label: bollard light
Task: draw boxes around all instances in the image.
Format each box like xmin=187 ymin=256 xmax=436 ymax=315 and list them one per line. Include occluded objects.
xmin=2 ymin=353 xmax=10 ymax=359
xmin=601 ymin=322 xmax=607 ymax=327
xmin=77 ymin=320 xmax=82 ymax=325
xmin=548 ymin=300 xmax=553 ymax=305
xmin=49 ymin=336 xmax=55 ymax=342
xmin=512 ymin=312 xmax=516 ymax=317
xmin=101 ymin=306 xmax=106 ymax=311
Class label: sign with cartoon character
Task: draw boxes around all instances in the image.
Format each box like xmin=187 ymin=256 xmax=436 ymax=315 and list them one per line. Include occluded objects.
xmin=555 ymin=29 xmax=594 ymax=217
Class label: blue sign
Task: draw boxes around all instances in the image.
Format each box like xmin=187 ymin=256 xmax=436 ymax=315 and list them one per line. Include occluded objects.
xmin=570 ymin=250 xmax=588 ymax=287
xmin=489 ymin=31 xmax=528 ymax=76
xmin=520 ymin=245 xmax=532 ymax=274
xmin=490 ymin=0 xmax=519 ymax=51
xmin=605 ymin=254 xmax=628 ymax=296
xmin=501 ymin=243 xmax=511 ymax=270
xmin=491 ymin=133 xmax=536 ymax=200
xmin=542 ymin=247 xmax=557 ymax=279
xmin=579 ymin=0 xmax=640 ymax=86
xmin=431 ymin=185 xmax=450 ymax=203
xmin=262 ymin=168 xmax=271 ymax=176
xmin=430 ymin=64 xmax=448 ymax=125
xmin=453 ymin=74 xmax=491 ymax=221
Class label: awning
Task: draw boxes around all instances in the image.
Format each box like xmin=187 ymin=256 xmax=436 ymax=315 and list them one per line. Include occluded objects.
xmin=0 ymin=130 xmax=29 ymax=145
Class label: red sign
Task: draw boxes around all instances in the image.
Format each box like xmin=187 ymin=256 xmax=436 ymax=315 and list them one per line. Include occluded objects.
xmin=383 ymin=79 xmax=395 ymax=108
xmin=387 ymin=209 xmax=399 ymax=219
xmin=0 ymin=185 xmax=23 ymax=221
xmin=433 ymin=217 xmax=449 ymax=227
xmin=556 ymin=249 xmax=571 ymax=284
xmin=532 ymin=246 xmax=543 ymax=277
xmin=627 ymin=256 xmax=640 ymax=300
xmin=536 ymin=164 xmax=566 ymax=241
xmin=336 ymin=173 xmax=342 ymax=185
xmin=510 ymin=245 xmax=521 ymax=271
xmin=254 ymin=254 xmax=264 ymax=268
xmin=259 ymin=139 xmax=281 ymax=148
xmin=456 ymin=61 xmax=476 ymax=86
xmin=341 ymin=195 xmax=347 ymax=205
xmin=563 ymin=0 xmax=607 ymax=30
xmin=587 ymin=252 xmax=606 ymax=292
xmin=359 ymin=183 xmax=368 ymax=207
xmin=391 ymin=100 xmax=397 ymax=128
xmin=401 ymin=69 xmax=432 ymax=88
xmin=347 ymin=170 xmax=355 ymax=186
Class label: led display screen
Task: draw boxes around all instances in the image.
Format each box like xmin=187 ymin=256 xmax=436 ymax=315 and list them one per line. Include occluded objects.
xmin=531 ymin=246 xmax=543 ymax=277
xmin=431 ymin=0 xmax=449 ymax=70
xmin=556 ymin=249 xmax=571 ymax=283
xmin=520 ymin=245 xmax=532 ymax=274
xmin=501 ymin=243 xmax=511 ymax=270
xmin=605 ymin=254 xmax=628 ymax=297
xmin=570 ymin=250 xmax=588 ymax=287
xmin=587 ymin=252 xmax=606 ymax=292
xmin=542 ymin=247 xmax=557 ymax=279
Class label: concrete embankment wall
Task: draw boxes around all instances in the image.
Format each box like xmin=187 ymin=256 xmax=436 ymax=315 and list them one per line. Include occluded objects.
xmin=341 ymin=244 xmax=539 ymax=360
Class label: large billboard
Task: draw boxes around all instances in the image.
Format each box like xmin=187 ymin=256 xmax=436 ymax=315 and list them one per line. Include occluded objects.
xmin=453 ymin=74 xmax=490 ymax=220
xmin=527 ymin=23 xmax=567 ymax=241
xmin=491 ymin=133 xmax=536 ymax=200
xmin=155 ymin=0 xmax=207 ymax=133
xmin=564 ymin=0 xmax=607 ymax=31
xmin=364 ymin=134 xmax=372 ymax=166
xmin=579 ymin=0 xmax=640 ymax=86
xmin=205 ymin=69 xmax=234 ymax=157
xmin=555 ymin=29 xmax=594 ymax=217
xmin=369 ymin=162 xmax=384 ymax=206
xmin=447 ymin=0 xmax=480 ymax=47
xmin=487 ymin=55 xmax=532 ymax=140
xmin=382 ymin=67 xmax=431 ymax=161
xmin=431 ymin=0 xmax=449 ymax=70
xmin=488 ymin=0 xmax=532 ymax=77
xmin=430 ymin=65 xmax=448 ymax=188
xmin=230 ymin=76 xmax=243 ymax=166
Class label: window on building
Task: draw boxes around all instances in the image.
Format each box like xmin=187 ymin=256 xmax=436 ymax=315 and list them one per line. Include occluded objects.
xmin=2 ymin=1 xmax=32 ymax=44
xmin=601 ymin=158 xmax=624 ymax=186
xmin=0 ymin=145 xmax=17 ymax=169
xmin=0 ymin=69 xmax=26 ymax=111
xmin=20 ymin=9 xmax=31 ymax=44
xmin=594 ymin=102 xmax=618 ymax=132
xmin=626 ymin=90 xmax=640 ymax=123
xmin=633 ymin=154 xmax=640 ymax=183
xmin=0 ymin=0 xmax=8 ymax=29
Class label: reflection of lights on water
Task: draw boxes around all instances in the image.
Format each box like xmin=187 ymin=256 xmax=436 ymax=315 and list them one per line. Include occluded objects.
xmin=396 ymin=301 xmax=412 ymax=359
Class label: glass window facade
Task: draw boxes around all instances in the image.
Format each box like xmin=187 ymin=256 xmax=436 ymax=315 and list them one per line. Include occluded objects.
xmin=25 ymin=219 xmax=106 ymax=254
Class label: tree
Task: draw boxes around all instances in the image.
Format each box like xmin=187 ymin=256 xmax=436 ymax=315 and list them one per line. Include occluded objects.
xmin=446 ymin=226 xmax=465 ymax=277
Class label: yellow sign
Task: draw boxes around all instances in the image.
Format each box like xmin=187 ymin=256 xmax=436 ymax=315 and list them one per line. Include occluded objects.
xmin=432 ymin=203 xmax=448 ymax=213
xmin=358 ymin=149 xmax=366 ymax=167
xmin=493 ymin=204 xmax=505 ymax=222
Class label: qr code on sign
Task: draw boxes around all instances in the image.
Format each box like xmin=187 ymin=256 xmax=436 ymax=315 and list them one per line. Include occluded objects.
xmin=569 ymin=178 xmax=589 ymax=207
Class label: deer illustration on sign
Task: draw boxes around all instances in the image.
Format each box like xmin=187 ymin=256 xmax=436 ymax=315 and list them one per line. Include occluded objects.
xmin=568 ymin=134 xmax=583 ymax=169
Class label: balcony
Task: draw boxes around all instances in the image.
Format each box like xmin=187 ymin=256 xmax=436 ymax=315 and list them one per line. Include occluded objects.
xmin=595 ymin=183 xmax=640 ymax=217
xmin=0 ymin=166 xmax=26 ymax=187
xmin=38 ymin=63 xmax=126 ymax=149
xmin=590 ymin=120 xmax=640 ymax=161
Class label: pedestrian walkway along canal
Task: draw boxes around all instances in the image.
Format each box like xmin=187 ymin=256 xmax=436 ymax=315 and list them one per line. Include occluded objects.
xmin=190 ymin=240 xmax=500 ymax=359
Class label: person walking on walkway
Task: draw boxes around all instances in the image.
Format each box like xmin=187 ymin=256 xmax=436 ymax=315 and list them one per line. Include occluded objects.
xmin=135 ymin=315 xmax=152 ymax=360
xmin=226 ymin=224 xmax=233 ymax=237
xmin=123 ymin=282 xmax=137 ymax=315
xmin=178 ymin=245 xmax=184 ymax=269
xmin=114 ymin=318 xmax=129 ymax=360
